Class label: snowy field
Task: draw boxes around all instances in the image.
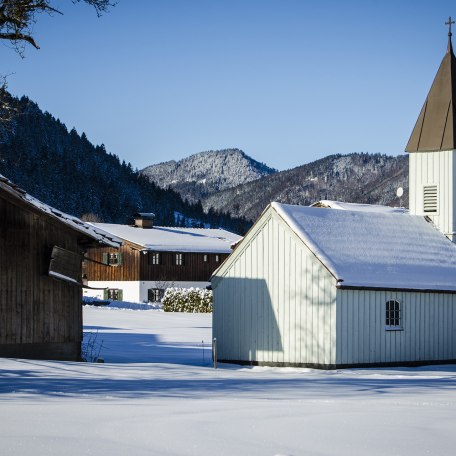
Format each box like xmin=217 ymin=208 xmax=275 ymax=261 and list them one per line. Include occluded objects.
xmin=1 ymin=306 xmax=456 ymax=456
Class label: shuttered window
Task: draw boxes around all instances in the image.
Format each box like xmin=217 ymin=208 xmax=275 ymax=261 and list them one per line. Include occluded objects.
xmin=48 ymin=246 xmax=83 ymax=285
xmin=423 ymin=185 xmax=438 ymax=213
xmin=104 ymin=288 xmax=123 ymax=301
xmin=385 ymin=300 xmax=402 ymax=330
xmin=102 ymin=252 xmax=122 ymax=266
xmin=148 ymin=288 xmax=162 ymax=302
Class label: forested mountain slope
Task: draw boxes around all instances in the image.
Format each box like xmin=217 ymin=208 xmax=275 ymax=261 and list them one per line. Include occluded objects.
xmin=0 ymin=95 xmax=250 ymax=233
xmin=201 ymin=153 xmax=408 ymax=221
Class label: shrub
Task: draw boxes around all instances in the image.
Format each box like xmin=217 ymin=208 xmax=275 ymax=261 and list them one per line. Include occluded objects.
xmin=162 ymin=287 xmax=212 ymax=313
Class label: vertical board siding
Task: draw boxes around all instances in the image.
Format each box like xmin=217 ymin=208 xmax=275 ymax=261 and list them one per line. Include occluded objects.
xmin=213 ymin=210 xmax=337 ymax=366
xmin=0 ymin=196 xmax=82 ymax=360
xmin=336 ymin=289 xmax=456 ymax=364
xmin=409 ymin=150 xmax=455 ymax=240
xmin=85 ymin=247 xmax=229 ymax=283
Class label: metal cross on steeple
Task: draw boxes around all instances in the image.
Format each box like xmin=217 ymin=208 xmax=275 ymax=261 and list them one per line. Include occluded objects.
xmin=446 ymin=16 xmax=455 ymax=36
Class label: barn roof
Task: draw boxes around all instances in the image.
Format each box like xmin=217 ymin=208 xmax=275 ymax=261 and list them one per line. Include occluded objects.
xmin=90 ymin=223 xmax=242 ymax=253
xmin=273 ymin=202 xmax=456 ymax=292
xmin=0 ymin=174 xmax=122 ymax=248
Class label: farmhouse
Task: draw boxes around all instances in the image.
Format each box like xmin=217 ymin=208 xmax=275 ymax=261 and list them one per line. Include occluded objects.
xmin=0 ymin=175 xmax=121 ymax=361
xmin=83 ymin=213 xmax=241 ymax=303
xmin=211 ymin=28 xmax=456 ymax=368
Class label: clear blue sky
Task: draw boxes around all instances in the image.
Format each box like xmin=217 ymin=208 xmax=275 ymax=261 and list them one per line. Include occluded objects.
xmin=2 ymin=0 xmax=455 ymax=171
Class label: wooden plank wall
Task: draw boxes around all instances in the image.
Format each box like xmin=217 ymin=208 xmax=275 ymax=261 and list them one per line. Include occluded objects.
xmin=140 ymin=252 xmax=228 ymax=282
xmin=0 ymin=196 xmax=83 ymax=360
xmin=84 ymin=245 xmax=140 ymax=281
xmin=84 ymin=246 xmax=228 ymax=283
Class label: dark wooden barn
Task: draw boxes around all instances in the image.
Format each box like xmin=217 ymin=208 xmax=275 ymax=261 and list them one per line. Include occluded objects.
xmin=0 ymin=175 xmax=121 ymax=361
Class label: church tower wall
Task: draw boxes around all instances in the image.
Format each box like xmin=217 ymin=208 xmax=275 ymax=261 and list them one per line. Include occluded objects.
xmin=409 ymin=150 xmax=455 ymax=242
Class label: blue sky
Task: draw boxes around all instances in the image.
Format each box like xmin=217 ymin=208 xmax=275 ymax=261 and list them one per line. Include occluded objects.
xmin=2 ymin=0 xmax=455 ymax=170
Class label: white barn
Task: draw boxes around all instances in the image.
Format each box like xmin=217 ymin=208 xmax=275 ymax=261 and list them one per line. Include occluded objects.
xmin=211 ymin=28 xmax=456 ymax=368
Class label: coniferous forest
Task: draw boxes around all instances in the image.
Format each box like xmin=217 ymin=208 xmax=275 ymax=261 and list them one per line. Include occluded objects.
xmin=0 ymin=95 xmax=251 ymax=234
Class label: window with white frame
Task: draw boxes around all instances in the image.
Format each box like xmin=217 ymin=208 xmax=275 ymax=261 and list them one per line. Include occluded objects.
xmin=203 ymin=254 xmax=208 ymax=262
xmin=215 ymin=254 xmax=220 ymax=263
xmin=385 ymin=299 xmax=402 ymax=330
xmin=175 ymin=253 xmax=184 ymax=266
xmin=150 ymin=252 xmax=161 ymax=265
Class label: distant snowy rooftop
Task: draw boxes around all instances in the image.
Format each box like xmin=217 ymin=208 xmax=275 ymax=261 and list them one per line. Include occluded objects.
xmin=273 ymin=202 xmax=456 ymax=292
xmin=311 ymin=200 xmax=407 ymax=214
xmin=0 ymin=174 xmax=122 ymax=248
xmin=90 ymin=223 xmax=242 ymax=253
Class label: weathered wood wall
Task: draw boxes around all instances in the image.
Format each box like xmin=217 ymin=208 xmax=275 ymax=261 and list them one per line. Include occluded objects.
xmin=0 ymin=195 xmax=83 ymax=360
xmin=84 ymin=245 xmax=228 ymax=283
xmin=84 ymin=245 xmax=140 ymax=281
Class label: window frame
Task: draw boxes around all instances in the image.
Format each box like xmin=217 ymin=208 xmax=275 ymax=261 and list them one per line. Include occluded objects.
xmin=175 ymin=253 xmax=184 ymax=266
xmin=103 ymin=252 xmax=122 ymax=267
xmin=150 ymin=252 xmax=161 ymax=265
xmin=106 ymin=288 xmax=123 ymax=301
xmin=148 ymin=288 xmax=163 ymax=302
xmin=385 ymin=299 xmax=403 ymax=331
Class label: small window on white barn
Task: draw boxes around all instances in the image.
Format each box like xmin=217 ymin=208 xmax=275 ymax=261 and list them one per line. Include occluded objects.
xmin=150 ymin=252 xmax=161 ymax=265
xmin=104 ymin=288 xmax=123 ymax=301
xmin=103 ymin=252 xmax=122 ymax=266
xmin=423 ymin=185 xmax=438 ymax=213
xmin=175 ymin=253 xmax=184 ymax=266
xmin=385 ymin=300 xmax=402 ymax=330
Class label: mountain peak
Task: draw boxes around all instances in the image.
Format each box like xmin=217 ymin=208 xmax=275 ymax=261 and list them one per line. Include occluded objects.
xmin=141 ymin=149 xmax=277 ymax=202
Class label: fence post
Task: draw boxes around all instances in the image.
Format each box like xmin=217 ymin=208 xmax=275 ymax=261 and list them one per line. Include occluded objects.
xmin=212 ymin=337 xmax=217 ymax=369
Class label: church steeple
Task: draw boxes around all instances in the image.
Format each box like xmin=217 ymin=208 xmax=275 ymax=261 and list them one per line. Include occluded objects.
xmin=405 ymin=17 xmax=456 ymax=152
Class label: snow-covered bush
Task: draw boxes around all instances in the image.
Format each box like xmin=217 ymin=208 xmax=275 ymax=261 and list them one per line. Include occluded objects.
xmin=162 ymin=287 xmax=212 ymax=313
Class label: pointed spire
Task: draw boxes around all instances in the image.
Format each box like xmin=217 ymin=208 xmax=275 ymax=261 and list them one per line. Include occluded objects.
xmin=446 ymin=16 xmax=454 ymax=54
xmin=405 ymin=19 xmax=456 ymax=152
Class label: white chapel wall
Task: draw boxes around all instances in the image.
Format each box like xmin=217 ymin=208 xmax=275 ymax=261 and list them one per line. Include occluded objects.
xmin=213 ymin=209 xmax=337 ymax=366
xmin=409 ymin=149 xmax=455 ymax=241
xmin=336 ymin=289 xmax=456 ymax=365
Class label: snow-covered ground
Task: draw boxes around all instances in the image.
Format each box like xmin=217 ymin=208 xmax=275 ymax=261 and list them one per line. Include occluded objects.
xmin=1 ymin=306 xmax=456 ymax=456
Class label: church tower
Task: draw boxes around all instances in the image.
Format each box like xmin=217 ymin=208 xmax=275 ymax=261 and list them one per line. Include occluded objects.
xmin=406 ymin=18 xmax=456 ymax=243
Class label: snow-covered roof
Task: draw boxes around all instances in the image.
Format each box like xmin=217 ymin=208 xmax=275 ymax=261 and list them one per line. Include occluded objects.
xmin=0 ymin=174 xmax=122 ymax=248
xmin=90 ymin=223 xmax=242 ymax=253
xmin=272 ymin=202 xmax=456 ymax=292
xmin=311 ymin=200 xmax=407 ymax=214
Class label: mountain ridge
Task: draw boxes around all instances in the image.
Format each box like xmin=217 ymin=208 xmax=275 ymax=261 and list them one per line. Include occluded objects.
xmin=141 ymin=148 xmax=277 ymax=203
